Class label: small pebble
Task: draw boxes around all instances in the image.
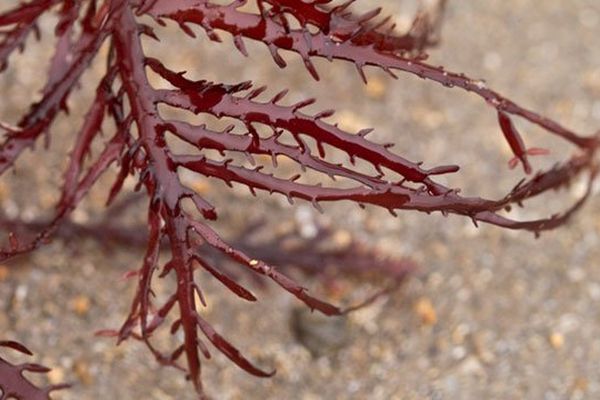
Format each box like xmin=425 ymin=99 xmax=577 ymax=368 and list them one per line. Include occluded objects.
xmin=458 ymin=356 xmax=485 ymax=376
xmin=70 ymin=295 xmax=91 ymax=316
xmin=332 ymin=229 xmax=352 ymax=248
xmin=73 ymin=360 xmax=93 ymax=385
xmin=47 ymin=367 xmax=65 ymax=385
xmin=190 ymin=179 xmax=210 ymax=195
xmin=290 ymin=307 xmax=349 ymax=356
xmin=364 ymin=76 xmax=387 ymax=99
xmin=549 ymin=332 xmax=565 ymax=349
xmin=414 ymin=297 xmax=437 ymax=326
xmin=0 ymin=265 xmax=9 ymax=281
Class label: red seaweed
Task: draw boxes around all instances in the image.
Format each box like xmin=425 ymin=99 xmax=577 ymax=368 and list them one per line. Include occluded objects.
xmin=0 ymin=1 xmax=598 ymax=398
xmin=0 ymin=340 xmax=69 ymax=400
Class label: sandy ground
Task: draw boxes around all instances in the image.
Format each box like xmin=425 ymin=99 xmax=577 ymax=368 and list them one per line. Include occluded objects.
xmin=1 ymin=1 xmax=600 ymax=399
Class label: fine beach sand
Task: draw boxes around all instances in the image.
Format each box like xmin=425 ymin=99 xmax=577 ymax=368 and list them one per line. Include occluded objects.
xmin=1 ymin=1 xmax=600 ymax=399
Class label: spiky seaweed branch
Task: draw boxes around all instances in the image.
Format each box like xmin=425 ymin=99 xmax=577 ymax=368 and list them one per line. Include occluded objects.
xmin=0 ymin=0 xmax=598 ymax=397
xmin=0 ymin=340 xmax=69 ymax=400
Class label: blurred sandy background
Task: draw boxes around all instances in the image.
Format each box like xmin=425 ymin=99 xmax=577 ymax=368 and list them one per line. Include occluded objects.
xmin=1 ymin=1 xmax=600 ymax=399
